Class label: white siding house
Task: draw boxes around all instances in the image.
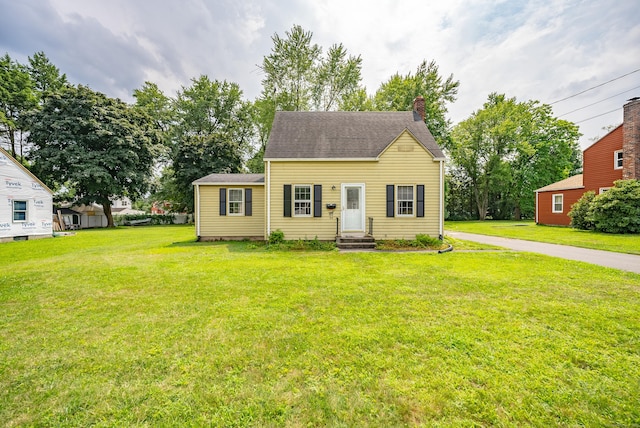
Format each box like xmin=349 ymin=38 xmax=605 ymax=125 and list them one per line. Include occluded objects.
xmin=0 ymin=148 xmax=54 ymax=242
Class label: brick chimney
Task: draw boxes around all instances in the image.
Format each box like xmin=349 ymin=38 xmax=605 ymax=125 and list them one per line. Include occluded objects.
xmin=623 ymin=97 xmax=640 ymax=180
xmin=413 ymin=96 xmax=426 ymax=121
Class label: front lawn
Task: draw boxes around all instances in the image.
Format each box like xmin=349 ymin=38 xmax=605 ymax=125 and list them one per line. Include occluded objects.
xmin=1 ymin=225 xmax=639 ymax=426
xmin=446 ymin=220 xmax=640 ymax=255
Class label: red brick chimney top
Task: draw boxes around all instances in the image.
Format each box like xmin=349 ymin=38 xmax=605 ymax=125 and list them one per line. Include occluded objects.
xmin=413 ymin=96 xmax=426 ymax=121
xmin=622 ymin=97 xmax=640 ymax=180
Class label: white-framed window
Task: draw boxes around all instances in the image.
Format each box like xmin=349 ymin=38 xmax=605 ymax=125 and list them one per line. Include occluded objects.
xmin=397 ymin=185 xmax=414 ymax=216
xmin=552 ymin=194 xmax=563 ymax=213
xmin=13 ymin=200 xmax=28 ymax=222
xmin=228 ymin=188 xmax=244 ymax=215
xmin=614 ymin=150 xmax=623 ymax=169
xmin=294 ymin=185 xmax=312 ymax=216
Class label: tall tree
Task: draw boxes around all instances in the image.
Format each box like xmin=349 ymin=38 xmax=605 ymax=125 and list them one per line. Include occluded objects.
xmin=27 ymin=51 xmax=68 ymax=103
xmin=133 ymin=81 xmax=173 ymax=133
xmin=449 ymin=93 xmax=581 ymax=220
xmin=312 ymin=43 xmax=363 ymax=111
xmin=254 ymin=25 xmax=364 ymax=164
xmin=374 ymin=60 xmax=459 ymax=149
xmin=133 ymin=81 xmax=174 ymax=162
xmin=28 ymin=85 xmax=158 ymax=227
xmin=0 ymin=53 xmax=37 ymax=158
xmin=508 ymin=102 xmax=581 ymax=218
xmin=260 ymin=25 xmax=321 ymax=112
xmin=169 ymin=76 xmax=254 ymax=212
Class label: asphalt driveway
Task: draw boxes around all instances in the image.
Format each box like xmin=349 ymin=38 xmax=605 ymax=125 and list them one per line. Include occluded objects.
xmin=447 ymin=231 xmax=640 ymax=274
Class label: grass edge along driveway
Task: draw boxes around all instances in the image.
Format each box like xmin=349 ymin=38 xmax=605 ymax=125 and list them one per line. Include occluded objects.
xmin=446 ymin=220 xmax=640 ymax=255
xmin=1 ymin=225 xmax=639 ymax=426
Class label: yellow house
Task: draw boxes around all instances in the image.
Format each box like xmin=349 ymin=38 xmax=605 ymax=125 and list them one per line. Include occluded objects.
xmin=193 ymin=97 xmax=445 ymax=244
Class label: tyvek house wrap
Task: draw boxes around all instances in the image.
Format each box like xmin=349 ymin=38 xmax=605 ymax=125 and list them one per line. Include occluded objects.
xmin=0 ymin=149 xmax=53 ymax=240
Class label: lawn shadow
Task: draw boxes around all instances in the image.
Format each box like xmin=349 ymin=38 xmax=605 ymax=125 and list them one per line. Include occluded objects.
xmin=167 ymin=239 xmax=266 ymax=253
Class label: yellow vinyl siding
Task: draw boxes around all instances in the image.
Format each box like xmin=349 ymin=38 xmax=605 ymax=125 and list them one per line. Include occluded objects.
xmin=197 ymin=185 xmax=265 ymax=240
xmin=268 ymin=131 xmax=442 ymax=240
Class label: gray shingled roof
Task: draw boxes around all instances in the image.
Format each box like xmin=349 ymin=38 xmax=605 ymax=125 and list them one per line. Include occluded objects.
xmin=263 ymin=111 xmax=444 ymax=160
xmin=193 ymin=173 xmax=265 ymax=185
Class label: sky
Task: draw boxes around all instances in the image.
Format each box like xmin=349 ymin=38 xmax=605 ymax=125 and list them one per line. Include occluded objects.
xmin=1 ymin=0 xmax=639 ymax=149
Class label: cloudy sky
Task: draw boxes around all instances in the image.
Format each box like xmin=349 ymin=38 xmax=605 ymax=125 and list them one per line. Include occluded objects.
xmin=1 ymin=0 xmax=639 ymax=149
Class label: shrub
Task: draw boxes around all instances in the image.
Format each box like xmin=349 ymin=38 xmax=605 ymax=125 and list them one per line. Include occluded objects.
xmin=113 ymin=213 xmax=177 ymax=226
xmin=415 ymin=234 xmax=443 ymax=248
xmin=588 ymin=180 xmax=640 ymax=234
xmin=268 ymin=229 xmax=285 ymax=245
xmin=568 ymin=190 xmax=596 ymax=230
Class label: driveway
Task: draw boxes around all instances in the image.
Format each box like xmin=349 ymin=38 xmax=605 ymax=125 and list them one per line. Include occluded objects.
xmin=447 ymin=231 xmax=640 ymax=274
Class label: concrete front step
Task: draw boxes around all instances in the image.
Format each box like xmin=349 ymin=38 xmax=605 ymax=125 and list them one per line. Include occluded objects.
xmin=336 ymin=235 xmax=376 ymax=249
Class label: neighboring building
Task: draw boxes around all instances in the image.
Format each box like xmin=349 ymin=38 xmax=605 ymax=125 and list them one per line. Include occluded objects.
xmin=193 ymin=97 xmax=445 ymax=243
xmin=68 ymin=198 xmax=145 ymax=228
xmin=535 ymin=98 xmax=640 ymax=225
xmin=0 ymin=147 xmax=54 ymax=242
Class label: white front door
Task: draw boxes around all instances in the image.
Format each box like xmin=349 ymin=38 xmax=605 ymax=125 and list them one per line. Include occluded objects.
xmin=341 ymin=184 xmax=365 ymax=232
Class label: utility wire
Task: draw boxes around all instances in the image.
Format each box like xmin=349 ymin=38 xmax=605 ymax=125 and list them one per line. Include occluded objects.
xmin=549 ymin=67 xmax=640 ymax=105
xmin=574 ymin=108 xmax=620 ymax=124
xmin=558 ymin=85 xmax=640 ymax=117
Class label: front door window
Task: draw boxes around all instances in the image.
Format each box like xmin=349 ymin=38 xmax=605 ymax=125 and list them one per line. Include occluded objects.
xmin=342 ymin=184 xmax=364 ymax=232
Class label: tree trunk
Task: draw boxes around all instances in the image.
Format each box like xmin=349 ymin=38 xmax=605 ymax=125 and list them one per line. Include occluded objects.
xmin=103 ymin=201 xmax=115 ymax=228
xmin=9 ymin=129 xmax=16 ymax=158
xmin=514 ymin=205 xmax=522 ymax=220
xmin=474 ymin=185 xmax=489 ymax=220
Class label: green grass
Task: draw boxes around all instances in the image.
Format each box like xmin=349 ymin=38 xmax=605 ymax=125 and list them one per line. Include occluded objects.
xmin=1 ymin=225 xmax=640 ymax=426
xmin=446 ymin=220 xmax=640 ymax=255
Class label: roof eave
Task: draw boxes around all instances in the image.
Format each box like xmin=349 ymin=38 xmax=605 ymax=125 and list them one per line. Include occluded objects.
xmin=263 ymin=157 xmax=379 ymax=162
xmin=193 ymin=181 xmax=265 ymax=186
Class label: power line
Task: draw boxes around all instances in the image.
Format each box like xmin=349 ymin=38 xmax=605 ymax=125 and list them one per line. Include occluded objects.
xmin=558 ymin=85 xmax=640 ymax=117
xmin=574 ymin=108 xmax=620 ymax=124
xmin=549 ymin=67 xmax=640 ymax=105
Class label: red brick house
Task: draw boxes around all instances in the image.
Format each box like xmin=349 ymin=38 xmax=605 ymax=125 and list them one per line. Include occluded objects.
xmin=535 ymin=98 xmax=640 ymax=225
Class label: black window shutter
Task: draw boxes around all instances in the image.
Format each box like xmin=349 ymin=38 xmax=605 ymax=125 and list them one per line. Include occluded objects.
xmin=219 ymin=188 xmax=226 ymax=216
xmin=245 ymin=188 xmax=252 ymax=216
xmin=313 ymin=185 xmax=322 ymax=217
xmin=283 ymin=185 xmax=292 ymax=217
xmin=417 ymin=185 xmax=425 ymax=218
xmin=386 ymin=185 xmax=394 ymax=217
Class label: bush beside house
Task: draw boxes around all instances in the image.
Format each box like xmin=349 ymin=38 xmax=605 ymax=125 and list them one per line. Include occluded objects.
xmin=569 ymin=180 xmax=640 ymax=233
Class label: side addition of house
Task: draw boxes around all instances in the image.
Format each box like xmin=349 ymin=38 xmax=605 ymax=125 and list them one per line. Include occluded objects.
xmin=193 ymin=97 xmax=446 ymax=243
xmin=535 ymin=97 xmax=640 ymax=226
xmin=0 ymin=147 xmax=53 ymax=242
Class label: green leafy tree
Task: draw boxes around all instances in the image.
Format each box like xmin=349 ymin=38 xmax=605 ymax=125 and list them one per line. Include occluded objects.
xmin=588 ymin=180 xmax=640 ymax=233
xmin=338 ymin=88 xmax=375 ymax=111
xmin=169 ymin=76 xmax=254 ymax=212
xmin=27 ymin=51 xmax=68 ymax=103
xmin=508 ymin=102 xmax=581 ymax=218
xmin=312 ymin=43 xmax=363 ymax=111
xmin=260 ymin=25 xmax=321 ymax=112
xmin=133 ymin=81 xmax=174 ymax=163
xmin=450 ymin=94 xmax=519 ymax=219
xmin=450 ymin=93 xmax=581 ymax=220
xmin=0 ymin=53 xmax=37 ymax=158
xmin=254 ymin=25 xmax=365 ymax=153
xmin=374 ymin=60 xmax=459 ymax=149
xmin=133 ymin=81 xmax=174 ymax=134
xmin=28 ymin=85 xmax=158 ymax=227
